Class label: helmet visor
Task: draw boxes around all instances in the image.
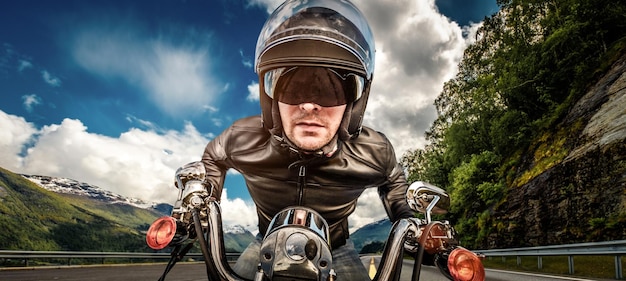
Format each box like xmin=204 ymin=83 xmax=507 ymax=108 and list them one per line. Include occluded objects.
xmin=264 ymin=66 xmax=365 ymax=107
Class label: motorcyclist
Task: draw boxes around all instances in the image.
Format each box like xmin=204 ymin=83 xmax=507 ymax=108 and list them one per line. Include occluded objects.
xmin=201 ymin=0 xmax=415 ymax=279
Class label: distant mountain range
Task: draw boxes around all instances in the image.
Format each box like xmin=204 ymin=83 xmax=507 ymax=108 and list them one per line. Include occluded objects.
xmin=23 ymin=174 xmax=173 ymax=215
xmin=0 ymin=167 xmax=158 ymax=252
xmin=350 ymin=219 xmax=392 ymax=253
xmin=0 ymin=167 xmax=390 ymax=253
xmin=21 ymin=174 xmax=172 ymax=211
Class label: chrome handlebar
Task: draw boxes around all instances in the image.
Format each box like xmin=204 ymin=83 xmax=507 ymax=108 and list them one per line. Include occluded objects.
xmin=147 ymin=162 xmax=484 ymax=281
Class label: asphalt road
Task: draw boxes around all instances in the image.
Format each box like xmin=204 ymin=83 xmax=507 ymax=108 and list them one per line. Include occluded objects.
xmin=0 ymin=260 xmax=604 ymax=281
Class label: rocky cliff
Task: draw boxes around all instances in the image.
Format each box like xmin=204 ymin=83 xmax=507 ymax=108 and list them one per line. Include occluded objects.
xmin=490 ymin=53 xmax=626 ymax=248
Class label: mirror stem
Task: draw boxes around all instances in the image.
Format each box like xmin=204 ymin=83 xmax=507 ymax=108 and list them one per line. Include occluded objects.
xmin=425 ymin=195 xmax=440 ymax=223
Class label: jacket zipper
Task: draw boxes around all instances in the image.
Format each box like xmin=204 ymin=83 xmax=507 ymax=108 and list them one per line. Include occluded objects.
xmin=297 ymin=165 xmax=306 ymax=205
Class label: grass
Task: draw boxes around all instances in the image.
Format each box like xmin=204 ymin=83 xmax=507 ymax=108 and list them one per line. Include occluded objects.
xmin=482 ymin=255 xmax=625 ymax=280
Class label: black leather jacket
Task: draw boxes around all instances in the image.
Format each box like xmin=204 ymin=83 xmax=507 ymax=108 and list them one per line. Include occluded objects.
xmin=202 ymin=116 xmax=414 ymax=248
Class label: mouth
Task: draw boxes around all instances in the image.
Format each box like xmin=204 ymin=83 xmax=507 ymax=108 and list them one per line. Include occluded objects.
xmin=297 ymin=121 xmax=323 ymax=127
xmin=296 ymin=119 xmax=325 ymax=129
xmin=295 ymin=120 xmax=326 ymax=133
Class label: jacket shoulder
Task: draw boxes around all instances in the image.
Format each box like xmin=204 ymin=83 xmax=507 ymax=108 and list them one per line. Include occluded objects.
xmin=342 ymin=126 xmax=396 ymax=163
xmin=224 ymin=116 xmax=271 ymax=151
xmin=350 ymin=126 xmax=393 ymax=146
xmin=231 ymin=115 xmax=265 ymax=129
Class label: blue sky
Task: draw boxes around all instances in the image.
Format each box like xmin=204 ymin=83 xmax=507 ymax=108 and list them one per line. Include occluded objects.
xmin=0 ymin=0 xmax=498 ymax=232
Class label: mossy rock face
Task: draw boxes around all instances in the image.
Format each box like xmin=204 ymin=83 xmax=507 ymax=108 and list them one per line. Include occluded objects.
xmin=489 ymin=54 xmax=626 ymax=249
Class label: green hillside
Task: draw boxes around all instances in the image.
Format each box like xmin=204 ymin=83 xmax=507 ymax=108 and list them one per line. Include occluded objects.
xmin=0 ymin=167 xmax=160 ymax=252
xmin=223 ymin=230 xmax=256 ymax=253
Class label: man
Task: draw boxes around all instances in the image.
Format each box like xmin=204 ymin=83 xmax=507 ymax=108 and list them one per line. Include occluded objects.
xmin=201 ymin=0 xmax=415 ymax=279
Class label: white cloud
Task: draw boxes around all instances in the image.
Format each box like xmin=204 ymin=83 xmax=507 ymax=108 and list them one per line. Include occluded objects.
xmin=348 ymin=188 xmax=388 ymax=233
xmin=21 ymin=94 xmax=42 ymax=112
xmin=247 ymin=81 xmax=260 ymax=102
xmin=351 ymin=0 xmax=480 ymax=156
xmin=0 ymin=111 xmax=38 ymax=169
xmin=239 ymin=49 xmax=253 ymax=69
xmin=18 ymin=59 xmax=32 ymax=72
xmin=1 ymin=110 xmax=259 ymax=230
xmin=70 ymin=19 xmax=222 ymax=118
xmin=1 ymin=111 xmax=201 ymax=203
xmin=41 ymin=70 xmax=61 ymax=87
xmin=219 ymin=189 xmax=258 ymax=233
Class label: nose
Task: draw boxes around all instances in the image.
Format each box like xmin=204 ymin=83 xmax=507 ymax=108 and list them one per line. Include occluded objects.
xmin=299 ymin=102 xmax=321 ymax=111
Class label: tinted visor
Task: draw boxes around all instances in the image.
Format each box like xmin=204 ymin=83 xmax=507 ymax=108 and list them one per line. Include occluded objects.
xmin=264 ymin=66 xmax=364 ymax=107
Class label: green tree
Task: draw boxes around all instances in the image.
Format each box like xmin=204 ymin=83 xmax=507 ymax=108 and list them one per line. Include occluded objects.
xmin=401 ymin=0 xmax=626 ymax=248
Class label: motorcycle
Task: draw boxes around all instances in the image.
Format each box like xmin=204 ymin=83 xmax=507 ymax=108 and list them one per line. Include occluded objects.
xmin=146 ymin=161 xmax=485 ymax=281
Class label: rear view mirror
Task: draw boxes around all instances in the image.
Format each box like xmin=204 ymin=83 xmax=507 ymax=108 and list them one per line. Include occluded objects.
xmin=406 ymin=181 xmax=450 ymax=222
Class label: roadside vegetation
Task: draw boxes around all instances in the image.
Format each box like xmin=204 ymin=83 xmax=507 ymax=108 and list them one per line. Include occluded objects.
xmin=400 ymin=0 xmax=626 ymax=249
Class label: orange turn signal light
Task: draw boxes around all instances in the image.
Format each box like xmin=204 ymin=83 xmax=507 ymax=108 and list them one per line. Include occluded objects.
xmin=146 ymin=216 xmax=177 ymax=250
xmin=447 ymin=247 xmax=485 ymax=281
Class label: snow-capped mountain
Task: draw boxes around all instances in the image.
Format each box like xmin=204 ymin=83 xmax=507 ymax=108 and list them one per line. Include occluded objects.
xmin=22 ymin=174 xmax=163 ymax=210
xmin=19 ymin=173 xmax=384 ymax=252
xmin=225 ymin=224 xmax=249 ymax=235
xmin=20 ymin=174 xmax=250 ymax=236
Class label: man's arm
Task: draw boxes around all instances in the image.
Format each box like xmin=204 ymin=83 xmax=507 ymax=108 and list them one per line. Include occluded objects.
xmin=378 ymin=136 xmax=415 ymax=221
xmin=379 ymin=162 xmax=415 ymax=221
xmin=201 ymin=128 xmax=230 ymax=201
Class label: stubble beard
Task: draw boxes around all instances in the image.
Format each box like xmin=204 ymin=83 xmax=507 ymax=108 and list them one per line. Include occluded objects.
xmin=287 ymin=114 xmax=334 ymax=151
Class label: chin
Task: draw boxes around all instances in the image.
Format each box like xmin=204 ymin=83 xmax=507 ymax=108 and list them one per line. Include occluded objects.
xmin=297 ymin=143 xmax=325 ymax=151
xmin=294 ymin=139 xmax=327 ymax=151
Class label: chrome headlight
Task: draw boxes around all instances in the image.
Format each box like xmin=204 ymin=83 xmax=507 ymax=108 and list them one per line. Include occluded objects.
xmin=259 ymin=207 xmax=334 ymax=281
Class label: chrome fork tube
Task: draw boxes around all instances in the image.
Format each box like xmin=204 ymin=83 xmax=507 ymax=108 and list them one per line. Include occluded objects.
xmin=192 ymin=208 xmax=222 ymax=280
xmin=206 ymin=200 xmax=247 ymax=281
xmin=372 ymin=218 xmax=419 ymax=281
xmin=191 ymin=200 xmax=247 ymax=281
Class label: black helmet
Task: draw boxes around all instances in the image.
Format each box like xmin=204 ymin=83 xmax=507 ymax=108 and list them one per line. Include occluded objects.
xmin=255 ymin=0 xmax=375 ymax=140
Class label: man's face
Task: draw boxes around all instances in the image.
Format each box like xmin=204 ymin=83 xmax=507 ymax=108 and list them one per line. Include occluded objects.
xmin=278 ymin=102 xmax=346 ymax=151
xmin=270 ymin=67 xmax=354 ymax=151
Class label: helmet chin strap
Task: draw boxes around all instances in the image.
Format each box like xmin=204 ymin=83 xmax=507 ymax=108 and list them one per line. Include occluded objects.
xmin=337 ymin=103 xmax=354 ymax=141
xmin=269 ymin=98 xmax=283 ymax=136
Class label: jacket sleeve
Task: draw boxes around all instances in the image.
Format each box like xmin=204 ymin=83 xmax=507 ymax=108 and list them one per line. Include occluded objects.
xmin=201 ymin=126 xmax=231 ymax=202
xmin=378 ymin=136 xmax=415 ymax=222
